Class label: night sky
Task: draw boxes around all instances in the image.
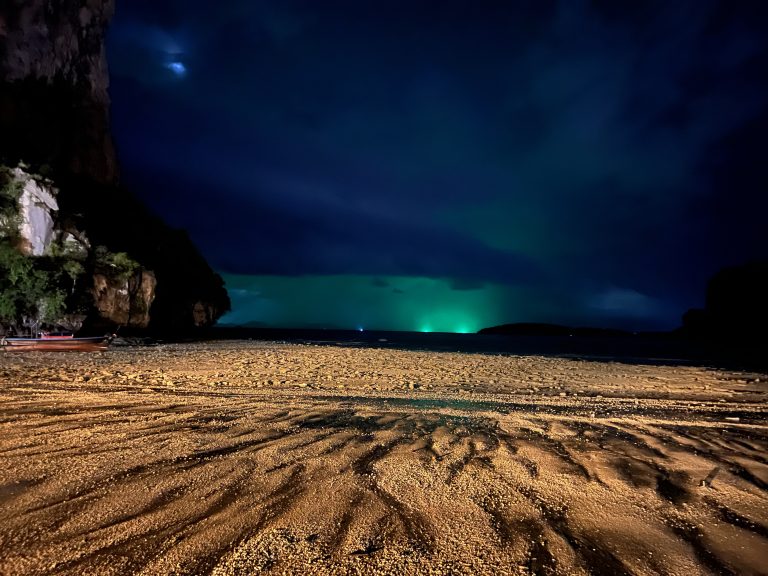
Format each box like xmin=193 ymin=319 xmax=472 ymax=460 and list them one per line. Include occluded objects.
xmin=106 ymin=1 xmax=767 ymax=333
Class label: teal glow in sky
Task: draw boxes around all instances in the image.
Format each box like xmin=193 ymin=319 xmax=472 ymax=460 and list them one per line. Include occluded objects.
xmin=220 ymin=275 xmax=509 ymax=333
xmin=218 ymin=274 xmax=674 ymax=332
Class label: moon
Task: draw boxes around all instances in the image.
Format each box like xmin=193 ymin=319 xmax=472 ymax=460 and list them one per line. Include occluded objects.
xmin=164 ymin=60 xmax=186 ymax=77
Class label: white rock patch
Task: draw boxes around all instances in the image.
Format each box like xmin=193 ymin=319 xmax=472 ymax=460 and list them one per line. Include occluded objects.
xmin=14 ymin=168 xmax=58 ymax=256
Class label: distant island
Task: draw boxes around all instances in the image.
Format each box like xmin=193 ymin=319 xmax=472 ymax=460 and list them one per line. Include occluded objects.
xmin=479 ymin=261 xmax=767 ymax=368
xmin=478 ymin=323 xmax=637 ymax=338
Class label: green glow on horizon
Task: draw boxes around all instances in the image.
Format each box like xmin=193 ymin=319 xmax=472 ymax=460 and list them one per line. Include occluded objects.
xmin=416 ymin=308 xmax=479 ymax=334
xmin=219 ymin=274 xmax=513 ymax=332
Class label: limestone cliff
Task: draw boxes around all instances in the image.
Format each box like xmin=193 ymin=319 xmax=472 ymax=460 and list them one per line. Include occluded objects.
xmin=13 ymin=168 xmax=59 ymax=256
xmin=0 ymin=1 xmax=230 ymax=334
xmin=0 ymin=0 xmax=117 ymax=184
xmin=92 ymin=269 xmax=156 ymax=329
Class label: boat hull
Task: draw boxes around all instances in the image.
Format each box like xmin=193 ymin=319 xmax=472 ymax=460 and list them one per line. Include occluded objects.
xmin=1 ymin=336 xmax=111 ymax=352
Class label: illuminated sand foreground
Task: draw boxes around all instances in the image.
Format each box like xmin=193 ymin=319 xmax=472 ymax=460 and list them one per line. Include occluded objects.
xmin=0 ymin=342 xmax=766 ymax=576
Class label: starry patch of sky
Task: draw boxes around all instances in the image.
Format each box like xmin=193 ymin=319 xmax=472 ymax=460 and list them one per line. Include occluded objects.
xmin=107 ymin=0 xmax=767 ymax=331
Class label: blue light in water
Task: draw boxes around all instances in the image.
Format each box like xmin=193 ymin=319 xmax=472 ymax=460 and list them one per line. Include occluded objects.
xmin=357 ymin=326 xmax=364 ymax=332
xmin=165 ymin=61 xmax=186 ymax=76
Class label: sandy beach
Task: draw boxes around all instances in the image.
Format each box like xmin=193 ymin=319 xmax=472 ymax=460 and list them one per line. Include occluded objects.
xmin=0 ymin=341 xmax=766 ymax=575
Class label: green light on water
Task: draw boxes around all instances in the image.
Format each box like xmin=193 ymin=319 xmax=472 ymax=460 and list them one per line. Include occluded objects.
xmin=420 ymin=325 xmax=433 ymax=333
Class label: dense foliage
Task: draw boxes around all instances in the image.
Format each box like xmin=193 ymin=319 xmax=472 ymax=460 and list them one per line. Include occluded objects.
xmin=0 ymin=163 xmax=230 ymax=336
xmin=0 ymin=240 xmax=142 ymax=335
xmin=0 ymin=243 xmax=66 ymax=333
xmin=0 ymin=166 xmax=141 ymax=335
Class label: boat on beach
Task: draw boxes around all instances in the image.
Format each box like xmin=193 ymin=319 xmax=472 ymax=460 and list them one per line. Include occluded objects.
xmin=1 ymin=335 xmax=113 ymax=352
xmin=39 ymin=332 xmax=75 ymax=340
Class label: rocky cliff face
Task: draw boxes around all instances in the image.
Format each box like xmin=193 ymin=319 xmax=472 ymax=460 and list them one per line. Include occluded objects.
xmin=0 ymin=1 xmax=230 ymax=334
xmin=13 ymin=168 xmax=59 ymax=256
xmin=0 ymin=0 xmax=117 ymax=184
xmin=92 ymin=269 xmax=156 ymax=328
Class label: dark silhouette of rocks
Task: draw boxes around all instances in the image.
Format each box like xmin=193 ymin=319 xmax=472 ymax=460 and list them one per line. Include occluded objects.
xmin=681 ymin=261 xmax=768 ymax=352
xmin=62 ymin=174 xmax=230 ymax=336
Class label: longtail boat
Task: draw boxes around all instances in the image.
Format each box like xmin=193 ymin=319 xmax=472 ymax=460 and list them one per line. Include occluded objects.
xmin=1 ymin=335 xmax=112 ymax=352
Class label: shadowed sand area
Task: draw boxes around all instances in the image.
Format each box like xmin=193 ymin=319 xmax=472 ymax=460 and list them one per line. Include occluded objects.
xmin=0 ymin=341 xmax=766 ymax=575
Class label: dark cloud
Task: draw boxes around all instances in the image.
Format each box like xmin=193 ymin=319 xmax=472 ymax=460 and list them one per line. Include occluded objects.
xmin=450 ymin=278 xmax=486 ymax=292
xmin=107 ymin=0 xmax=768 ymax=329
xmin=118 ymin=162 xmax=544 ymax=285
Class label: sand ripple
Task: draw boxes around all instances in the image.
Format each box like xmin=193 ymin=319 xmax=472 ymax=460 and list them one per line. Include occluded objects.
xmin=0 ymin=341 xmax=766 ymax=575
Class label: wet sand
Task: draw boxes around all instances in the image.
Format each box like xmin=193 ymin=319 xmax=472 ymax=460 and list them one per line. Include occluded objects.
xmin=0 ymin=341 xmax=766 ymax=575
